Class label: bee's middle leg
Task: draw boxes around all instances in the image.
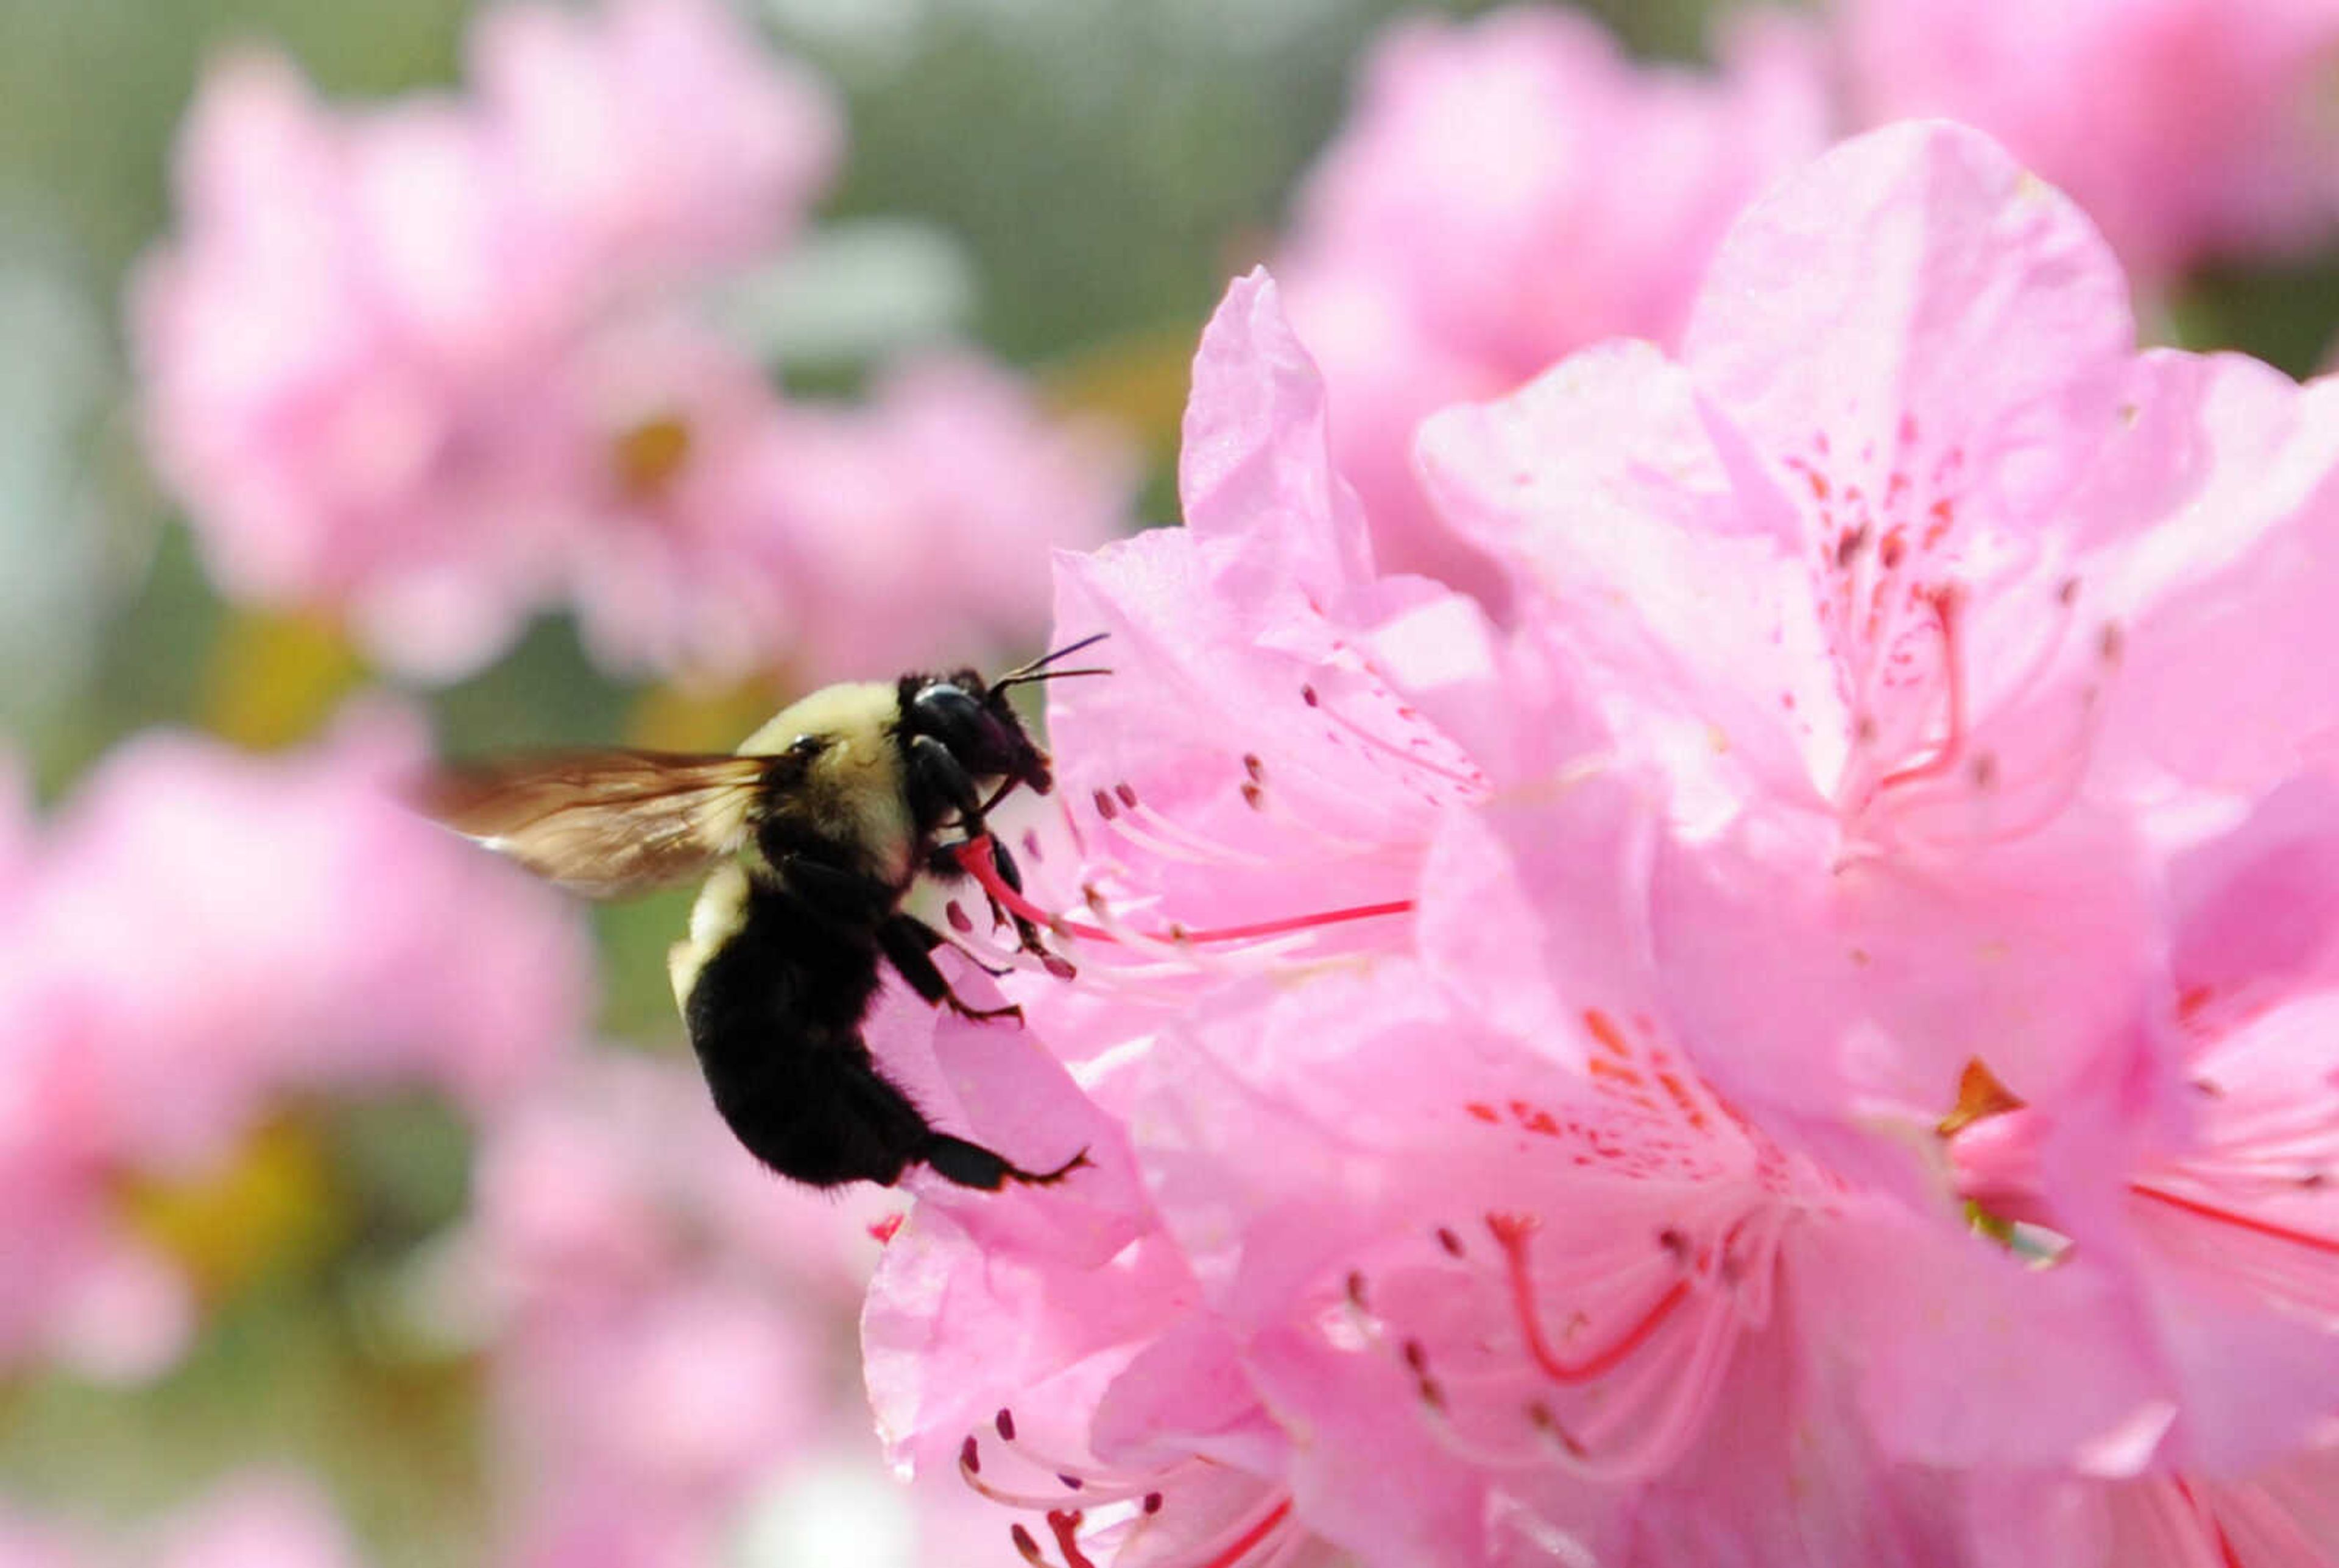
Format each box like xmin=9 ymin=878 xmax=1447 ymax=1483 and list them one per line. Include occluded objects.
xmin=878 ymin=913 xmax=1023 ymax=1024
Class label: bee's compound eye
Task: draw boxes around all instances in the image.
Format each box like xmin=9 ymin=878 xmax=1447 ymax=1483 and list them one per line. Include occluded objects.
xmin=910 ymin=683 xmax=989 ymax=746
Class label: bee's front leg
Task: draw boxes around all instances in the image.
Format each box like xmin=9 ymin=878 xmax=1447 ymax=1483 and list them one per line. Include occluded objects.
xmin=929 ymin=833 xmax=1050 ymax=957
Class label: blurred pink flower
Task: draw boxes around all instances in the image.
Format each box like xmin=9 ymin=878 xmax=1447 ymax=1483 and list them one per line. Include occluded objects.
xmin=0 ymin=1472 xmax=362 ymax=1568
xmin=136 ymin=0 xmax=1129 ymax=686
xmin=133 ymin=0 xmax=842 ymax=680
xmin=856 ymin=133 xmax=2339 ymax=1561
xmin=1836 ymin=0 xmax=2339 ymax=284
xmin=770 ymin=354 xmax=1137 ymax=686
xmin=470 ymin=0 xmax=839 ymax=290
xmin=134 ymin=49 xmax=557 ymax=674
xmin=461 ymin=1050 xmax=1014 ymax=1567
xmin=562 ymin=342 xmax=1135 ymax=685
xmin=147 ymin=1474 xmax=363 ymax=1568
xmin=1275 ymin=5 xmax=1827 ymax=597
xmin=134 ymin=5 xmax=1134 ymax=683
xmin=0 ymin=709 xmax=590 ymax=1379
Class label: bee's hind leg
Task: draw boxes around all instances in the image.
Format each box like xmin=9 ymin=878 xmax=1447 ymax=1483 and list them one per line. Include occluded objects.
xmin=920 ymin=1133 xmax=1092 ymax=1190
xmin=879 ymin=913 xmax=1023 ymax=1024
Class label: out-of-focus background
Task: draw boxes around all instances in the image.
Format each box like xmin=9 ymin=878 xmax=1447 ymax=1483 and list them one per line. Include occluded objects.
xmin=3 ymin=0 xmax=2337 ymax=1563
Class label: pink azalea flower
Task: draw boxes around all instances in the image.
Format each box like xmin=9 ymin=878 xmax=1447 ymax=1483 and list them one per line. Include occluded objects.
xmin=0 ymin=709 xmax=590 ymax=1378
xmin=858 ymin=134 xmax=2339 ymax=1558
xmin=864 ymin=272 xmax=1913 ymax=1563
xmin=1417 ymin=121 xmax=2339 ymax=1184
xmin=1836 ymin=0 xmax=2339 ymax=284
xmin=1834 ymin=778 xmax=2339 ymax=1509
xmin=1275 ymin=5 xmax=1827 ymax=597
xmin=1964 ymin=1453 xmax=2339 ymax=1568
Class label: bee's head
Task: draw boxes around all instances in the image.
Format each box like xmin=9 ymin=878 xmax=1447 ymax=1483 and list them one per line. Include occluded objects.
xmin=903 ymin=670 xmax=1054 ymax=795
xmin=898 ymin=636 xmax=1109 ymax=804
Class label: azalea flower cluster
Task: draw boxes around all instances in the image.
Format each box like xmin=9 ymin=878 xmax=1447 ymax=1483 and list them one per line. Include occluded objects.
xmin=134 ymin=0 xmax=1132 ymax=683
xmin=857 ymin=124 xmax=2339 ymax=1565
xmin=1276 ymin=0 xmax=2339 ymax=605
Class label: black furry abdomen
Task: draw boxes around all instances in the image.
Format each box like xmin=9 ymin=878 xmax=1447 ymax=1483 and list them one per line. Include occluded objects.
xmin=679 ymin=882 xmax=932 ymax=1189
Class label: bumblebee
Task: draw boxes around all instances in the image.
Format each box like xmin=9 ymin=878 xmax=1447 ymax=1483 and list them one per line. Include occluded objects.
xmin=419 ymin=638 xmax=1105 ymax=1191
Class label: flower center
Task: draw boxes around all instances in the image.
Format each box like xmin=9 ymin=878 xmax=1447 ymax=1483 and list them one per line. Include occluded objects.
xmin=610 ymin=413 xmax=695 ymax=502
xmin=1786 ymin=418 xmax=2125 ymax=849
xmin=1339 ymin=1012 xmax=1822 ymax=1482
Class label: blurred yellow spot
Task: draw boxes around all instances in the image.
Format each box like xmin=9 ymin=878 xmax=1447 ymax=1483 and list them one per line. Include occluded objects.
xmin=612 ymin=415 xmax=695 ymax=502
xmin=202 ymin=611 xmax=367 ymax=750
xmin=1040 ymin=323 xmax=1200 ymax=468
xmin=629 ymin=675 xmax=791 ymax=752
xmin=116 ymin=1115 xmax=342 ymax=1300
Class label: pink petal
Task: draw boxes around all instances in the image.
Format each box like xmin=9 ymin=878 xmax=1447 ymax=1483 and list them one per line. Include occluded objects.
xmin=1684 ymin=121 xmax=2136 ymax=543
xmin=1179 ymin=269 xmax=1377 ymax=606
xmin=2078 ymin=357 xmax=2339 ymax=792
xmin=1417 ymin=337 xmax=1840 ymax=817
xmin=1791 ymin=1200 xmax=2171 ymax=1471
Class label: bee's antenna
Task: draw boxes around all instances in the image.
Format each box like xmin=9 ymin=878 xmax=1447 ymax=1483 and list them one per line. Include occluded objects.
xmin=993 ymin=631 xmax=1112 ymax=692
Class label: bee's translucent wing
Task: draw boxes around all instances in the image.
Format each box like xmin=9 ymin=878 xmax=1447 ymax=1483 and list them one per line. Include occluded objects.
xmin=415 ymin=750 xmax=772 ymax=898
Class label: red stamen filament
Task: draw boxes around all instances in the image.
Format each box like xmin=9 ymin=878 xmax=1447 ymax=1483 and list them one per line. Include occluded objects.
xmin=1490 ymin=1217 xmax=1690 ymax=1384
xmin=1198 ymin=1499 xmax=1294 ymax=1568
xmin=2129 ymin=1183 xmax=2339 ymax=1257
xmin=1048 ymin=1510 xmax=1099 ymax=1568
xmin=1876 ymin=586 xmax=1966 ymax=792
xmin=954 ymin=837 xmax=1411 ymax=947
xmin=2169 ymin=1478 xmax=2246 ymax=1568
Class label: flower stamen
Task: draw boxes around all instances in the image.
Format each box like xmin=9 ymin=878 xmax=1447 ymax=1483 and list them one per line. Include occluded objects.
xmin=1873 ymin=585 xmax=1966 ymax=794
xmin=1299 ymin=681 xmax=1490 ymax=795
xmin=2128 ymin=1183 xmax=2339 ymax=1258
xmin=1487 ymin=1214 xmax=1693 ymax=1385
xmin=954 ymin=836 xmax=1413 ymax=951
